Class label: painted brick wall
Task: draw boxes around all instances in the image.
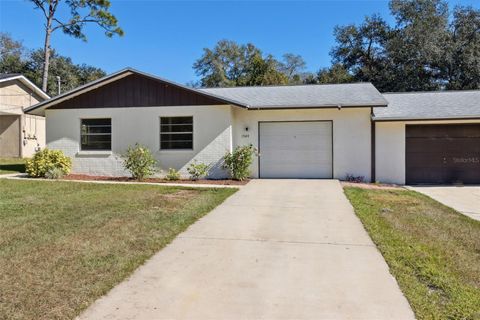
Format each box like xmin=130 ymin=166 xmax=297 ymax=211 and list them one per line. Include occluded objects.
xmin=46 ymin=105 xmax=233 ymax=178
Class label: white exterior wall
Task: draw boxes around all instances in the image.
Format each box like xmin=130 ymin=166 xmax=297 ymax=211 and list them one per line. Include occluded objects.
xmin=21 ymin=114 xmax=45 ymax=157
xmin=375 ymin=122 xmax=406 ymax=184
xmin=232 ymin=107 xmax=372 ymax=181
xmin=0 ymin=80 xmax=46 ymax=157
xmin=375 ymin=119 xmax=480 ymax=185
xmin=46 ymin=105 xmax=233 ymax=178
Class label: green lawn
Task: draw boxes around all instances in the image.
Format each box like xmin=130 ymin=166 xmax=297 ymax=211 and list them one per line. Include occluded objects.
xmin=0 ymin=158 xmax=26 ymax=175
xmin=344 ymin=187 xmax=480 ymax=320
xmin=0 ymin=179 xmax=237 ymax=320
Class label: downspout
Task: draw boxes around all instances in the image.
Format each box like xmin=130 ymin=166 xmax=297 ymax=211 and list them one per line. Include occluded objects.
xmin=370 ymin=107 xmax=376 ymax=183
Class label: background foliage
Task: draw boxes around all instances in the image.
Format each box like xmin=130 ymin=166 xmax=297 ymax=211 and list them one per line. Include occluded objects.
xmin=1 ymin=0 xmax=479 ymax=93
xmin=0 ymin=33 xmax=106 ymax=97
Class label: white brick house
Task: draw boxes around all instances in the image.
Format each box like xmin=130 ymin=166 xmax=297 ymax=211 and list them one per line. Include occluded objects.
xmin=26 ymin=68 xmax=480 ymax=184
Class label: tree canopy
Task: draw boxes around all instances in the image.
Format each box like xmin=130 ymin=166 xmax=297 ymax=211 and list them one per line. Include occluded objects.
xmin=192 ymin=40 xmax=309 ymax=87
xmin=329 ymin=0 xmax=480 ymax=91
xmin=0 ymin=33 xmax=106 ymax=97
xmin=29 ymin=0 xmax=123 ymax=92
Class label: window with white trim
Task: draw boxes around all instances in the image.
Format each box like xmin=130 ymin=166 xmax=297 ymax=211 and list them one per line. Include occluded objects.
xmin=80 ymin=118 xmax=111 ymax=150
xmin=160 ymin=117 xmax=193 ymax=150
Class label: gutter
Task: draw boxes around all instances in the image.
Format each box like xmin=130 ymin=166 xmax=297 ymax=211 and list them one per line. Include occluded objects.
xmin=246 ymin=103 xmax=388 ymax=110
xmin=372 ymin=116 xmax=480 ymax=122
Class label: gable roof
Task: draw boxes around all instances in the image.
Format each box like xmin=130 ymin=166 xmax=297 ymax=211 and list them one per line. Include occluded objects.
xmin=25 ymin=68 xmax=249 ymax=115
xmin=200 ymin=83 xmax=388 ymax=109
xmin=0 ymin=74 xmax=50 ymax=100
xmin=373 ymin=90 xmax=480 ymax=121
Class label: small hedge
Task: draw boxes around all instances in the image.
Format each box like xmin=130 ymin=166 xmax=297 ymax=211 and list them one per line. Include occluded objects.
xmin=223 ymin=145 xmax=257 ymax=181
xmin=26 ymin=149 xmax=72 ymax=178
xmin=122 ymin=143 xmax=157 ymax=180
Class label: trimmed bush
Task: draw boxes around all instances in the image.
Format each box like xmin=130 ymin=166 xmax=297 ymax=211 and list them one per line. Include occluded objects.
xmin=26 ymin=149 xmax=72 ymax=178
xmin=223 ymin=145 xmax=257 ymax=181
xmin=45 ymin=167 xmax=65 ymax=179
xmin=187 ymin=161 xmax=210 ymax=180
xmin=122 ymin=143 xmax=157 ymax=180
xmin=165 ymin=168 xmax=181 ymax=181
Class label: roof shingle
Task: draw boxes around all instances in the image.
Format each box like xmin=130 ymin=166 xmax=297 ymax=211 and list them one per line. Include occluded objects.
xmin=373 ymin=91 xmax=480 ymax=121
xmin=200 ymin=83 xmax=387 ymax=108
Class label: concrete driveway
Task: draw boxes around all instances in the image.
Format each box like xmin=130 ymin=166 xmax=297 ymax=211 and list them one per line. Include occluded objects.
xmin=78 ymin=180 xmax=414 ymax=320
xmin=409 ymin=186 xmax=480 ymax=221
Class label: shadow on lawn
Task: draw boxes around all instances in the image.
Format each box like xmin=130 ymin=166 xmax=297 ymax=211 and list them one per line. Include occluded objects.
xmin=0 ymin=163 xmax=26 ymax=173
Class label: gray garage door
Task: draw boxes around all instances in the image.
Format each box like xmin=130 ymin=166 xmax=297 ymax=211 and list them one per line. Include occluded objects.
xmin=259 ymin=121 xmax=333 ymax=178
xmin=406 ymin=124 xmax=480 ymax=184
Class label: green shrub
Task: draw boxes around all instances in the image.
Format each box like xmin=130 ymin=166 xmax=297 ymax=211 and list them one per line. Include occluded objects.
xmin=44 ymin=167 xmax=65 ymax=179
xmin=26 ymin=149 xmax=72 ymax=178
xmin=122 ymin=143 xmax=157 ymax=180
xmin=223 ymin=145 xmax=257 ymax=181
xmin=187 ymin=161 xmax=210 ymax=180
xmin=165 ymin=168 xmax=181 ymax=181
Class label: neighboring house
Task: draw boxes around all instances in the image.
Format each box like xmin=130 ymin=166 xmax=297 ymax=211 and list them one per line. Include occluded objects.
xmin=25 ymin=68 xmax=480 ymax=185
xmin=0 ymin=74 xmax=50 ymax=157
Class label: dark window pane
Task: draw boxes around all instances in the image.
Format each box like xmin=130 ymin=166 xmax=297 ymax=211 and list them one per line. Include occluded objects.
xmin=160 ymin=124 xmax=192 ymax=133
xmin=160 ymin=133 xmax=193 ymax=141
xmin=81 ymin=125 xmax=111 ymax=134
xmin=161 ymin=117 xmax=192 ymax=125
xmin=82 ymin=119 xmax=111 ymax=126
xmin=160 ymin=140 xmax=192 ymax=149
xmin=160 ymin=117 xmax=193 ymax=150
xmin=81 ymin=118 xmax=111 ymax=151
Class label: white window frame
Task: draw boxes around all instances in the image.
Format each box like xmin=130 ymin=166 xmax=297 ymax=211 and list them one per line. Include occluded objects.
xmin=80 ymin=118 xmax=112 ymax=151
xmin=159 ymin=116 xmax=194 ymax=151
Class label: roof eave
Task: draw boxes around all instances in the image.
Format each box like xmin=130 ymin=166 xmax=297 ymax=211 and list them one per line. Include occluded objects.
xmin=248 ymin=103 xmax=388 ymax=110
xmin=372 ymin=115 xmax=480 ymax=122
xmin=25 ymin=67 xmax=249 ymax=116
xmin=0 ymin=75 xmax=50 ymax=100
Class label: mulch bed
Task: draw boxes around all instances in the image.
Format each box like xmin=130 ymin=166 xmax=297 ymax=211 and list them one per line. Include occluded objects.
xmin=340 ymin=181 xmax=403 ymax=190
xmin=63 ymin=174 xmax=249 ymax=185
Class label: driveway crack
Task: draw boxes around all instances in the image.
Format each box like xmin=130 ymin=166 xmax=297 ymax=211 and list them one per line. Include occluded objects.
xmin=178 ymin=235 xmax=375 ymax=247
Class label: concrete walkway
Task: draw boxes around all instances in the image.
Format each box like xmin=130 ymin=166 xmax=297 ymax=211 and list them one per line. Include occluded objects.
xmin=78 ymin=180 xmax=414 ymax=320
xmin=409 ymin=186 xmax=480 ymax=222
xmin=0 ymin=173 xmax=241 ymax=189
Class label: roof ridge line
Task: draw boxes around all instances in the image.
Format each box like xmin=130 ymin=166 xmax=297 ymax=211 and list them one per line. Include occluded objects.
xmin=200 ymin=82 xmax=373 ymax=90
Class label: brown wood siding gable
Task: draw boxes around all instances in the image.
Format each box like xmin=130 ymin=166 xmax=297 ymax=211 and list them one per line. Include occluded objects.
xmin=50 ymin=74 xmax=226 ymax=109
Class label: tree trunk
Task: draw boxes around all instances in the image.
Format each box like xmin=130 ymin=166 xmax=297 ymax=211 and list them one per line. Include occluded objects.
xmin=41 ymin=27 xmax=52 ymax=93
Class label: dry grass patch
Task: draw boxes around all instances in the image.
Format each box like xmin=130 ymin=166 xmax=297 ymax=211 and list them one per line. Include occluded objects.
xmin=344 ymin=187 xmax=480 ymax=320
xmin=0 ymin=179 xmax=236 ymax=320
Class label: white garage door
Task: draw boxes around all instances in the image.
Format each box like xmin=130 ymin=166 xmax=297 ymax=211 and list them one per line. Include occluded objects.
xmin=259 ymin=121 xmax=333 ymax=178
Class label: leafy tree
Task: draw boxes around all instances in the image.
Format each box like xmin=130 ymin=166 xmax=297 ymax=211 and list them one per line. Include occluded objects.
xmin=316 ymin=64 xmax=355 ymax=84
xmin=278 ymin=53 xmax=307 ymax=83
xmin=29 ymin=0 xmax=123 ymax=92
xmin=331 ymin=14 xmax=392 ymax=91
xmin=193 ymin=40 xmax=297 ymax=87
xmin=330 ymin=0 xmax=480 ymax=91
xmin=0 ymin=33 xmax=27 ymax=74
xmin=444 ymin=6 xmax=480 ymax=89
xmin=387 ymin=0 xmax=449 ymax=91
xmin=0 ymin=33 xmax=106 ymax=96
xmin=242 ymin=53 xmax=288 ymax=86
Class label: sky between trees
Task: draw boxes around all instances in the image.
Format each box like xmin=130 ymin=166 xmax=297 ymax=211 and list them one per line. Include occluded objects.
xmin=1 ymin=0 xmax=479 ymax=96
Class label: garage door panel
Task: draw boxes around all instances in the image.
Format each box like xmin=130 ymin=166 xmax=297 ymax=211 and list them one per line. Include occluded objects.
xmin=407 ymin=138 xmax=480 ymax=153
xmin=406 ymin=124 xmax=480 ymax=184
xmin=259 ymin=121 xmax=333 ymax=179
xmin=261 ymin=151 xmax=332 ymax=164
xmin=261 ymin=137 xmax=331 ymax=151
xmin=406 ymin=124 xmax=480 ymax=138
